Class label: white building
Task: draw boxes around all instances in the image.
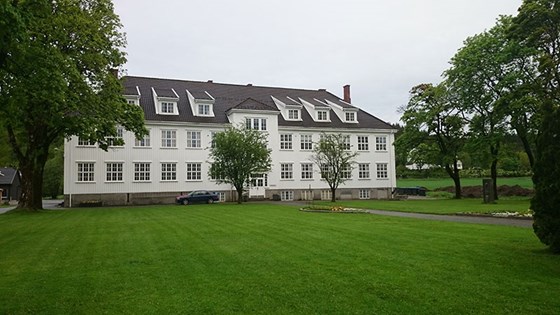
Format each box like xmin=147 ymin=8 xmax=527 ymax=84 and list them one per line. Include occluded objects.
xmin=63 ymin=76 xmax=397 ymax=206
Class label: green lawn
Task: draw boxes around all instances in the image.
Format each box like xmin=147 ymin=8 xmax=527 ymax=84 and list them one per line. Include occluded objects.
xmin=313 ymin=198 xmax=531 ymax=215
xmin=397 ymin=177 xmax=533 ymax=190
xmin=1 ymin=203 xmax=558 ymax=314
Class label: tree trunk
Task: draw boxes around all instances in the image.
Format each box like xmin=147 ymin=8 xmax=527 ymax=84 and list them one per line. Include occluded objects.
xmin=236 ymin=188 xmax=243 ymax=204
xmin=518 ymin=131 xmax=535 ymax=169
xmin=17 ymin=159 xmax=46 ymax=211
xmin=490 ymin=158 xmax=499 ymax=201
xmin=445 ymin=163 xmax=462 ymax=199
xmin=330 ymin=187 xmax=336 ymax=202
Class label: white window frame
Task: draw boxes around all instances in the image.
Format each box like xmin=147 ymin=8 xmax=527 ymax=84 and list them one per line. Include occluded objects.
xmin=376 ymin=163 xmax=388 ymax=179
xmin=186 ymin=163 xmax=202 ymax=181
xmin=317 ymin=110 xmax=328 ymax=121
xmin=301 ymin=163 xmax=313 ymax=180
xmin=246 ymin=118 xmax=267 ymax=131
xmin=161 ymin=163 xmax=177 ymax=181
xmin=217 ymin=192 xmax=226 ymax=202
xmin=345 ymin=112 xmax=356 ymax=122
xmin=359 ymin=189 xmax=370 ymax=199
xmin=376 ymin=136 xmax=387 ymax=151
xmin=134 ymin=130 xmax=151 ymax=148
xmin=300 ymin=134 xmax=313 ymax=151
xmin=198 ymin=104 xmax=211 ymax=116
xmin=77 ymin=138 xmax=95 ymax=147
xmin=343 ymin=135 xmax=351 ymax=151
xmin=280 ymin=163 xmax=293 ymax=180
xmin=358 ymin=163 xmax=370 ymax=179
xmin=280 ymin=134 xmax=293 ymax=150
xmin=161 ymin=130 xmax=177 ymax=148
xmin=77 ymin=162 xmax=95 ymax=182
xmin=186 ymin=131 xmax=202 ymax=148
xmin=301 ymin=190 xmax=313 ymax=201
xmin=287 ymin=109 xmax=300 ymax=120
xmin=321 ymin=190 xmax=332 ymax=201
xmin=280 ymin=191 xmax=294 ymax=201
xmin=107 ymin=127 xmax=124 ymax=147
xmin=105 ymin=162 xmax=123 ymax=182
xmin=133 ymin=162 xmax=151 ymax=182
xmin=160 ymin=101 xmax=176 ymax=114
xmin=341 ymin=164 xmax=352 ymax=179
xmin=357 ymin=136 xmax=369 ymax=151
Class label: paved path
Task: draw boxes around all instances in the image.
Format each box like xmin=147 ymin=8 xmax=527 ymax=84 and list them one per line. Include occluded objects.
xmin=0 ymin=199 xmax=63 ymax=214
xmin=363 ymin=209 xmax=532 ymax=228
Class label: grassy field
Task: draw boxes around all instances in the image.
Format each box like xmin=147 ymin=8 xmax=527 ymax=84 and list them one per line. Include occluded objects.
xmin=313 ymin=198 xmax=531 ymax=214
xmin=1 ymin=203 xmax=559 ymax=314
xmin=397 ymin=177 xmax=533 ymax=190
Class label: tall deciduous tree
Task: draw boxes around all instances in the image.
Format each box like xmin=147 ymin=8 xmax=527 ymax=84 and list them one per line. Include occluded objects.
xmin=311 ymin=133 xmax=358 ymax=202
xmin=510 ymin=0 xmax=560 ymax=252
xmin=209 ymin=127 xmax=272 ymax=204
xmin=446 ymin=16 xmax=532 ymax=200
xmin=0 ymin=0 xmax=146 ymax=210
xmin=396 ymin=83 xmax=465 ymax=199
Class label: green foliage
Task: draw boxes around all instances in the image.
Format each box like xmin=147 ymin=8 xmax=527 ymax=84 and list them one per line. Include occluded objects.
xmin=396 ymin=83 xmax=465 ymax=198
xmin=311 ymin=133 xmax=358 ymax=202
xmin=0 ymin=0 xmax=146 ymax=210
xmin=531 ymin=102 xmax=560 ymax=253
xmin=42 ymin=146 xmax=64 ymax=199
xmin=209 ymin=126 xmax=271 ymax=203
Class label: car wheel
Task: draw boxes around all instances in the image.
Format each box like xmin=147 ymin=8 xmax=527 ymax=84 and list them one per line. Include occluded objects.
xmin=182 ymin=199 xmax=188 ymax=205
xmin=207 ymin=198 xmax=213 ymax=204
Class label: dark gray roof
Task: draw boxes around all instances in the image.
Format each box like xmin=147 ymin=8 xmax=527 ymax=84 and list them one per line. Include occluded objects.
xmin=229 ymin=98 xmax=278 ymax=111
xmin=0 ymin=168 xmax=18 ymax=185
xmin=189 ymin=90 xmax=213 ymax=100
xmin=153 ymin=87 xmax=177 ymax=98
xmin=123 ymin=76 xmax=394 ymax=129
xmin=123 ymin=86 xmax=139 ymax=96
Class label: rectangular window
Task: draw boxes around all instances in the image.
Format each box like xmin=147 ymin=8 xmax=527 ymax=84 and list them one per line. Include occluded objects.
xmin=301 ymin=163 xmax=313 ymax=179
xmin=127 ymin=99 xmax=137 ymax=105
xmin=198 ymin=104 xmax=210 ymax=116
xmin=357 ymin=136 xmax=369 ymax=151
xmin=77 ymin=163 xmax=95 ymax=182
xmin=280 ymin=134 xmax=292 ymax=150
xmin=341 ymin=164 xmax=352 ymax=179
xmin=280 ymin=191 xmax=294 ymax=201
xmin=217 ymin=192 xmax=226 ymax=202
xmin=161 ymin=102 xmax=175 ymax=114
xmin=359 ymin=189 xmax=370 ymax=199
xmin=134 ymin=163 xmax=151 ymax=182
xmin=77 ymin=138 xmax=95 ymax=146
xmin=107 ymin=127 xmax=124 ymax=147
xmin=376 ymin=136 xmax=387 ymax=151
xmin=345 ymin=112 xmax=356 ymax=122
xmin=288 ymin=109 xmax=299 ymax=120
xmin=300 ymin=134 xmax=313 ymax=150
xmin=161 ymin=163 xmax=177 ymax=181
xmin=358 ymin=163 xmax=370 ymax=179
xmin=317 ymin=110 xmax=328 ymax=121
xmin=320 ymin=164 xmax=330 ymax=179
xmin=301 ymin=190 xmax=313 ymax=201
xmin=343 ymin=135 xmax=351 ymax=151
xmin=210 ymin=131 xmax=217 ymax=148
xmin=280 ymin=163 xmax=293 ymax=180
xmin=186 ymin=131 xmax=202 ymax=148
xmin=186 ymin=163 xmax=202 ymax=181
xmin=161 ymin=130 xmax=177 ymax=148
xmin=106 ymin=162 xmax=123 ymax=182
xmin=321 ymin=190 xmax=332 ymax=201
xmin=246 ymin=118 xmax=267 ymax=131
xmin=135 ymin=130 xmax=151 ymax=147
xmin=376 ymin=163 xmax=388 ymax=179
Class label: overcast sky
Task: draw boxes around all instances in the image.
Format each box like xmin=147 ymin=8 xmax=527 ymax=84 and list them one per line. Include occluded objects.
xmin=113 ymin=0 xmax=522 ymax=124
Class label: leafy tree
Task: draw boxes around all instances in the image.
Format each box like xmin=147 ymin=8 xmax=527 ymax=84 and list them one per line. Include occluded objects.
xmin=396 ymin=83 xmax=465 ymax=198
xmin=510 ymin=0 xmax=560 ymax=252
xmin=531 ymin=101 xmax=560 ymax=253
xmin=311 ymin=133 xmax=358 ymax=202
xmin=209 ymin=127 xmax=272 ymax=204
xmin=445 ymin=16 xmax=533 ymax=200
xmin=42 ymin=145 xmax=64 ymax=199
xmin=0 ymin=0 xmax=146 ymax=210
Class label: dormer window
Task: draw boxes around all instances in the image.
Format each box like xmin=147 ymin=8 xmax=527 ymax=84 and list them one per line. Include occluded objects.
xmin=152 ymin=87 xmax=180 ymax=116
xmin=317 ymin=110 xmax=328 ymax=121
xmin=345 ymin=112 xmax=356 ymax=122
xmin=288 ymin=109 xmax=300 ymax=120
xmin=161 ymin=102 xmax=176 ymax=114
xmin=198 ymin=104 xmax=211 ymax=116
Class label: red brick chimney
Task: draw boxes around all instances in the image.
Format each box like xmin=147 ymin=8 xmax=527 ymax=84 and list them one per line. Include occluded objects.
xmin=343 ymin=84 xmax=351 ymax=103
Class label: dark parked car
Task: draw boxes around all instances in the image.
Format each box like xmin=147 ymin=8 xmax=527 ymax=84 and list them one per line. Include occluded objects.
xmin=176 ymin=190 xmax=219 ymax=205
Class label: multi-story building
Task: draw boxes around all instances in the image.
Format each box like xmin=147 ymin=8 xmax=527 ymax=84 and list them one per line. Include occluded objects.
xmin=63 ymin=76 xmax=397 ymax=206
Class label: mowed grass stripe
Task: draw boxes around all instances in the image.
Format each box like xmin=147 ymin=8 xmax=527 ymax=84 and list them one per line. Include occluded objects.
xmin=1 ymin=203 xmax=559 ymax=314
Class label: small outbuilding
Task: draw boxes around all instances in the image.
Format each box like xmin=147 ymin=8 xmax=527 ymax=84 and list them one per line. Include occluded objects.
xmin=0 ymin=167 xmax=21 ymax=201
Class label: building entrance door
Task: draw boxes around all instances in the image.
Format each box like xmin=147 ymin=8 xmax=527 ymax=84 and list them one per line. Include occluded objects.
xmin=249 ymin=174 xmax=267 ymax=198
